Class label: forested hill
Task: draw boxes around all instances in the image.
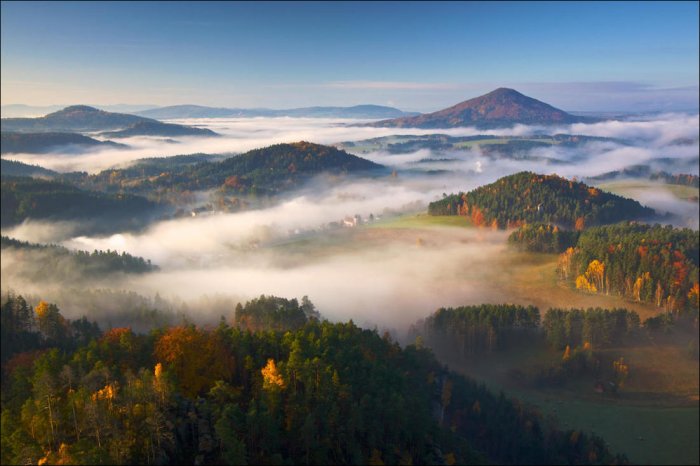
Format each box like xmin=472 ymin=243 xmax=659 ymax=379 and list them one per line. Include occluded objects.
xmin=1 ymin=131 xmax=126 ymax=154
xmin=0 ymin=176 xmax=157 ymax=228
xmin=202 ymin=141 xmax=382 ymax=178
xmin=428 ymin=171 xmax=655 ymax=229
xmin=100 ymin=121 xmax=218 ymax=138
xmin=1 ymin=105 xmax=150 ymax=132
xmin=1 ymin=236 xmax=157 ymax=280
xmin=69 ymin=141 xmax=385 ymax=199
xmin=0 ymin=159 xmax=58 ymax=178
xmin=0 ymin=293 xmax=626 ymax=465
xmin=1 ymin=105 xmax=218 ymax=136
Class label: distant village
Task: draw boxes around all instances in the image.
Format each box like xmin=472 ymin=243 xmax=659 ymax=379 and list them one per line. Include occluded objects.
xmin=286 ymin=213 xmax=382 ymax=237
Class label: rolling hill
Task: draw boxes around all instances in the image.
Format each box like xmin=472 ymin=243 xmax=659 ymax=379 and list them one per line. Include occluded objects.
xmin=0 ymin=159 xmax=58 ymax=178
xmin=100 ymin=121 xmax=218 ymax=138
xmin=368 ymin=88 xmax=596 ymax=129
xmin=1 ymin=131 xmax=126 ymax=154
xmin=0 ymin=176 xmax=158 ymax=229
xmin=65 ymin=142 xmax=385 ymax=200
xmin=136 ymin=104 xmax=419 ymax=119
xmin=428 ymin=171 xmax=655 ymax=229
xmin=1 ymin=105 xmax=219 ymax=136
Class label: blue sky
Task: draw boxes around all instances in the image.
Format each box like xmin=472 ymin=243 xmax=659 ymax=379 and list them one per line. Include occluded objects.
xmin=1 ymin=1 xmax=698 ymax=111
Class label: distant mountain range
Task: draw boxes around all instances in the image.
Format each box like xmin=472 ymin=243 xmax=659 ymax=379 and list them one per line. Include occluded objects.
xmin=135 ymin=104 xmax=420 ymax=120
xmin=368 ymin=88 xmax=598 ymax=129
xmin=2 ymin=103 xmax=418 ymax=120
xmin=1 ymin=104 xmax=158 ymax=118
xmin=1 ymin=105 xmax=219 ymax=136
xmin=1 ymin=132 xmax=126 ymax=154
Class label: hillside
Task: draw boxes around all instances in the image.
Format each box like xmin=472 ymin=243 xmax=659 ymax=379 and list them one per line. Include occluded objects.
xmin=1 ymin=235 xmax=158 ymax=281
xmin=69 ymin=142 xmax=385 ymax=199
xmin=0 ymin=176 xmax=158 ymax=228
xmin=0 ymin=105 xmax=217 ymax=135
xmin=1 ymin=105 xmax=150 ymax=132
xmin=100 ymin=120 xmax=218 ymax=138
xmin=136 ymin=104 xmax=418 ymax=119
xmin=0 ymin=159 xmax=58 ymax=178
xmin=428 ymin=171 xmax=655 ymax=229
xmin=1 ymin=131 xmax=126 ymax=154
xmin=368 ymin=88 xmax=596 ymax=128
xmin=558 ymin=223 xmax=699 ymax=313
xmin=338 ymin=133 xmax=618 ymax=156
xmin=0 ymin=294 xmax=626 ymax=465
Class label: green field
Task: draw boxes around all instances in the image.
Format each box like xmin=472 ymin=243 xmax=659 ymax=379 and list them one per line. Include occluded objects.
xmin=365 ymin=213 xmax=472 ymax=229
xmin=444 ymin=338 xmax=699 ymax=465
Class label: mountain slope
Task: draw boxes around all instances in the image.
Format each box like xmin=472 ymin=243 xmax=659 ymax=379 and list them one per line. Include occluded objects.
xmin=429 ymin=171 xmax=655 ymax=229
xmin=0 ymin=176 xmax=157 ymax=228
xmin=0 ymin=159 xmax=58 ymax=178
xmin=1 ymin=105 xmax=218 ymax=136
xmin=100 ymin=121 xmax=218 ymax=138
xmin=136 ymin=104 xmax=418 ymax=119
xmin=136 ymin=105 xmax=241 ymax=119
xmin=1 ymin=105 xmax=150 ymax=132
xmin=67 ymin=142 xmax=385 ymax=199
xmin=369 ymin=88 xmax=595 ymax=128
xmin=1 ymin=131 xmax=126 ymax=154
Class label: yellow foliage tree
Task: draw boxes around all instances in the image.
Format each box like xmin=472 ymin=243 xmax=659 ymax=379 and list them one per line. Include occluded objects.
xmin=261 ymin=359 xmax=285 ymax=390
xmin=688 ymin=282 xmax=700 ymax=309
xmin=562 ymin=345 xmax=571 ymax=361
xmin=558 ymin=247 xmax=576 ymax=279
xmin=575 ymin=275 xmax=595 ymax=292
xmin=575 ymin=260 xmax=606 ymax=294
xmin=586 ymin=260 xmax=605 ymax=292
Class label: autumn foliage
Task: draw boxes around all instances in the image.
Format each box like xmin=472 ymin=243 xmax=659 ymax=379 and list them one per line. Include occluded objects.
xmin=428 ymin=171 xmax=653 ymax=229
xmin=155 ymin=325 xmax=234 ymax=396
xmin=562 ymin=223 xmax=699 ymax=313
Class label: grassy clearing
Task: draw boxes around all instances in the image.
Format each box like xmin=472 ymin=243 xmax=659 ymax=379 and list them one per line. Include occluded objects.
xmin=444 ymin=340 xmax=699 ymax=465
xmin=537 ymin=399 xmax=699 ymax=465
xmin=365 ymin=213 xmax=472 ymax=229
xmin=597 ymin=180 xmax=700 ymax=203
xmin=499 ymin=251 xmax=665 ymax=321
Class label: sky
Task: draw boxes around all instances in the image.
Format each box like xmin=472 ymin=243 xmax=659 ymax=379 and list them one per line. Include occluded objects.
xmin=1 ymin=1 xmax=698 ymax=112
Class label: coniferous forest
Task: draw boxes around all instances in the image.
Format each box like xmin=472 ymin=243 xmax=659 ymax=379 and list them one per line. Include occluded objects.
xmin=0 ymin=295 xmax=627 ymax=465
xmin=2 ymin=4 xmax=699 ymax=464
xmin=428 ymin=172 xmax=655 ymax=229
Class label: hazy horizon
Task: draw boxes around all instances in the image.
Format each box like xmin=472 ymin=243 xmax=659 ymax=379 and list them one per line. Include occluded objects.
xmin=2 ymin=2 xmax=698 ymax=112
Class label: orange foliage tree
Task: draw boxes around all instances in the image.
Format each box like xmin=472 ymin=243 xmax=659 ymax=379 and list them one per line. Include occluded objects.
xmin=155 ymin=326 xmax=234 ymax=396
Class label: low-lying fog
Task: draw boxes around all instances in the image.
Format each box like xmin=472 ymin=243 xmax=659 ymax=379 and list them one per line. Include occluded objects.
xmin=2 ymin=113 xmax=698 ymax=331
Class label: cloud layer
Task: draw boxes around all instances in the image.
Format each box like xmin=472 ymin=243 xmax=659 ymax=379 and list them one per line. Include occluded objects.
xmin=2 ymin=113 xmax=698 ymax=330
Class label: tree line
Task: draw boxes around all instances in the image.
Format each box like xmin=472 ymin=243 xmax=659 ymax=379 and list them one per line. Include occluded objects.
xmin=1 ymin=294 xmax=626 ymax=465
xmin=558 ymin=223 xmax=699 ymax=314
xmin=1 ymin=236 xmax=157 ymax=279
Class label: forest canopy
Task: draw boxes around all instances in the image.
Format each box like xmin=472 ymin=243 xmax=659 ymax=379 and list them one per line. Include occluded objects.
xmin=428 ymin=172 xmax=655 ymax=229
